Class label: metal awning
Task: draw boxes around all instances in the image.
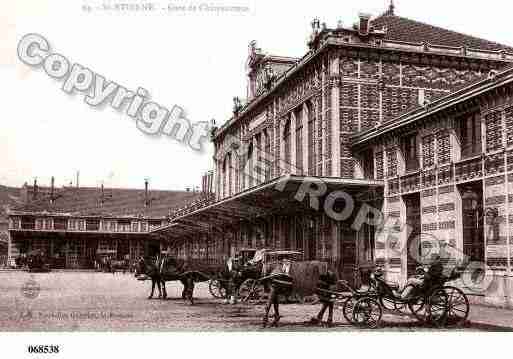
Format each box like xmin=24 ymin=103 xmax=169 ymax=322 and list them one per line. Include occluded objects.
xmin=152 ymin=175 xmax=383 ymax=240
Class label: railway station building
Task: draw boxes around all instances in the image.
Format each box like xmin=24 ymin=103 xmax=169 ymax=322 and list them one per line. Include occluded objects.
xmin=152 ymin=4 xmax=513 ymax=305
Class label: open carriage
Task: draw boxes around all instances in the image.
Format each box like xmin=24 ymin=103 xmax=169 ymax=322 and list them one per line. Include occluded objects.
xmin=335 ymin=266 xmax=470 ymax=329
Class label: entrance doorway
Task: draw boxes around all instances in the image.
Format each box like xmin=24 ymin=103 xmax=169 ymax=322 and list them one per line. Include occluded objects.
xmin=404 ymin=193 xmax=421 ymax=277
xmin=459 ymin=182 xmax=485 ymax=263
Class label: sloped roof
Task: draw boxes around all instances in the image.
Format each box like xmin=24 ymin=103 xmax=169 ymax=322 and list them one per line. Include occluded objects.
xmin=373 ymin=14 xmax=513 ymax=52
xmin=0 ymin=185 xmax=23 ymax=218
xmin=11 ymin=186 xmax=203 ymax=219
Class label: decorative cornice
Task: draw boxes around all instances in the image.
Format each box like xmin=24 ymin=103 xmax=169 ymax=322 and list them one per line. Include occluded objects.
xmin=215 ymin=32 xmax=513 ymax=142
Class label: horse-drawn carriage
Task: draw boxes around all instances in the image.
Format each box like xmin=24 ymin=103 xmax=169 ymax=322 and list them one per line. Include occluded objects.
xmin=208 ymin=248 xmax=260 ymax=299
xmin=237 ymin=250 xmax=314 ymax=302
xmin=208 ymin=249 xmax=320 ymax=302
xmin=333 ymin=265 xmax=470 ymax=329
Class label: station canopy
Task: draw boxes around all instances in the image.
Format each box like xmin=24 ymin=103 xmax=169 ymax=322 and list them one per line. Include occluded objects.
xmin=151 ymin=175 xmax=384 ymax=240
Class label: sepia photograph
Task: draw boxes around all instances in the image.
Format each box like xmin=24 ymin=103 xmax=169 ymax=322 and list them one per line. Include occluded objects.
xmin=2 ymin=0 xmax=513 ymax=357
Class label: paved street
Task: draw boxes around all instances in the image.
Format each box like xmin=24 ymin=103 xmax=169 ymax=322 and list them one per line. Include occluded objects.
xmin=0 ymin=272 xmax=512 ymax=331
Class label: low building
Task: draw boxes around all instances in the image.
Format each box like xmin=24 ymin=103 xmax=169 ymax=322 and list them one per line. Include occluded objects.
xmin=6 ymin=180 xmax=202 ymax=269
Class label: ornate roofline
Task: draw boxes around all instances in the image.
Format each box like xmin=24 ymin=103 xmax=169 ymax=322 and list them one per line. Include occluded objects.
xmin=352 ymin=65 xmax=513 ymax=146
xmin=214 ymin=34 xmax=513 ymax=141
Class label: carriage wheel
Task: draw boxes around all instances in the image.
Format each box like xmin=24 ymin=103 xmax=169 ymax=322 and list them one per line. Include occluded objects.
xmin=380 ymin=297 xmax=406 ymax=312
xmin=341 ymin=298 xmax=356 ymax=323
xmin=249 ymin=282 xmax=266 ymax=302
xmin=427 ymin=289 xmax=449 ymax=327
xmin=441 ymin=286 xmax=469 ymax=327
xmin=209 ymin=279 xmax=227 ymax=299
xmin=352 ymin=297 xmax=382 ymax=329
xmin=238 ymin=279 xmax=256 ymax=302
xmin=408 ymin=296 xmax=428 ymax=323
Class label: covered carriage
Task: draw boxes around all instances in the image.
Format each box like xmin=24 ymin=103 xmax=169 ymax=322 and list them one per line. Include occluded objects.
xmin=236 ymin=250 xmax=328 ymax=303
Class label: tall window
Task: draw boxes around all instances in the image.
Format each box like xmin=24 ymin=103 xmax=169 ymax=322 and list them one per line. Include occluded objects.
xmin=295 ymin=109 xmax=303 ymax=175
xmin=254 ymin=134 xmax=261 ymax=185
xmin=247 ymin=143 xmax=253 ymax=189
xmin=222 ymin=156 xmax=227 ymax=198
xmin=458 ymin=113 xmax=482 ymax=159
xmin=227 ymin=153 xmax=232 ymax=197
xmin=460 ymin=184 xmax=485 ymax=263
xmin=307 ymin=102 xmax=316 ymax=176
xmin=402 ymin=133 xmax=419 ymax=172
xmin=264 ymin=129 xmax=271 ymax=182
xmin=283 ymin=117 xmax=291 ymax=173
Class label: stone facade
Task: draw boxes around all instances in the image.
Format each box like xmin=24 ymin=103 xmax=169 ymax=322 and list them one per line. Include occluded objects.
xmin=167 ymin=9 xmax=513 ymax=288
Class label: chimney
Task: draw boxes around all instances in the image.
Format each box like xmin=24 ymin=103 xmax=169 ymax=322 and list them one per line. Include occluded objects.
xmin=21 ymin=182 xmax=29 ymax=203
xmin=100 ymin=183 xmax=105 ymax=206
xmin=144 ymin=178 xmax=150 ymax=207
xmin=50 ymin=176 xmax=55 ymax=204
xmin=358 ymin=13 xmax=372 ymax=36
xmin=76 ymin=171 xmax=80 ymax=188
xmin=33 ymin=178 xmax=38 ymax=200
xmin=386 ymin=0 xmax=395 ymax=16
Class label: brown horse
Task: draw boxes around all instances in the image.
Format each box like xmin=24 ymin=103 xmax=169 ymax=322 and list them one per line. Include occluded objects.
xmin=135 ymin=256 xmax=209 ymax=304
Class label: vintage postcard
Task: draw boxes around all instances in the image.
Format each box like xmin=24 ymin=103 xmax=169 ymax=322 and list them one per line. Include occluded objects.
xmin=2 ymin=0 xmax=513 ymax=357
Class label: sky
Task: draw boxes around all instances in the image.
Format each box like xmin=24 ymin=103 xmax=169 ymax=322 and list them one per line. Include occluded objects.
xmin=1 ymin=0 xmax=512 ymax=191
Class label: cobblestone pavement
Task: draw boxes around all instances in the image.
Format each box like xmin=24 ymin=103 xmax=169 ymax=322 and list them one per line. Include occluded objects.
xmin=0 ymin=272 xmax=512 ymax=331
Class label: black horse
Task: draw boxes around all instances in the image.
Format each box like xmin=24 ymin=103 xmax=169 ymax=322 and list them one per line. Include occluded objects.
xmin=135 ymin=256 xmax=209 ymax=304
